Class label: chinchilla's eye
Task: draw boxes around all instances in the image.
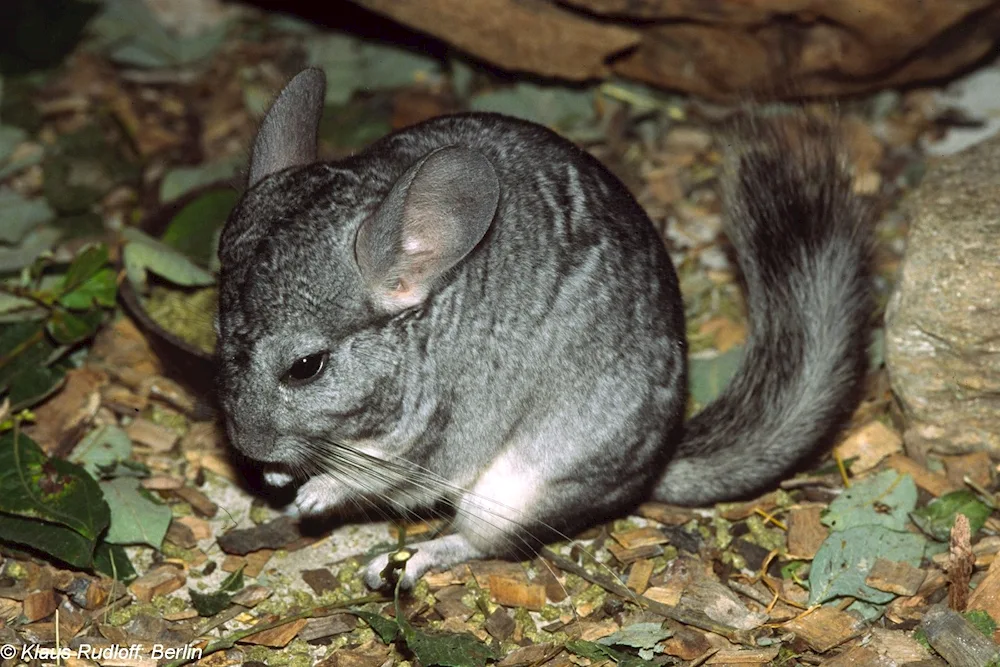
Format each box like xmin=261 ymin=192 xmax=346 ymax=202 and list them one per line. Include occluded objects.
xmin=283 ymin=351 xmax=329 ymax=386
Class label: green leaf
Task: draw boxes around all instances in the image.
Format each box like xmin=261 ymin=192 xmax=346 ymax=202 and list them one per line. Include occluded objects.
xmin=911 ymin=489 xmax=992 ymax=542
xmin=0 ymin=320 xmax=50 ymax=393
xmin=91 ymin=0 xmax=228 ymax=69
xmin=809 ymin=525 xmax=925 ymax=605
xmin=0 ymin=430 xmax=111 ymax=540
xmin=122 ymin=227 xmax=215 ymax=290
xmin=822 ymin=470 xmax=918 ymax=533
xmin=0 ymin=124 xmax=26 ymax=163
xmin=99 ymin=477 xmax=171 ymax=548
xmin=0 ymin=226 xmax=61 ymax=272
xmin=60 ymin=244 xmax=108 ymax=294
xmin=393 ymin=584 xmax=498 ymax=667
xmin=0 ymin=187 xmax=54 ymax=244
xmin=93 ymin=541 xmax=137 ymax=582
xmin=470 ymin=83 xmax=597 ymax=133
xmin=159 ymin=161 xmax=239 ymax=202
xmin=687 ymin=346 xmax=743 ymax=408
xmin=8 ymin=363 xmax=65 ymax=411
xmin=190 ymin=567 xmax=245 ymax=616
xmin=354 ymin=610 xmax=400 ymax=644
xmin=0 ymin=511 xmax=97 ymax=568
xmin=566 ymin=639 xmax=651 ymax=666
xmin=59 ymin=267 xmax=117 ymax=310
xmin=598 ymin=622 xmax=671 ymax=660
xmin=70 ymin=425 xmax=134 ymax=479
xmin=161 ymin=188 xmax=237 ymax=267
xmin=47 ymin=308 xmax=101 ymax=344
xmin=305 ymin=33 xmax=441 ymax=105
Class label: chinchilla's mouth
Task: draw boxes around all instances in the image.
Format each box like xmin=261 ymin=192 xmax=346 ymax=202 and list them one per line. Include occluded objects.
xmin=262 ymin=465 xmax=296 ymax=488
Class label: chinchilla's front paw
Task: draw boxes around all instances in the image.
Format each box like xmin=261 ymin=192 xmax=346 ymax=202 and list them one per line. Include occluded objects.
xmin=292 ymin=474 xmax=345 ymax=517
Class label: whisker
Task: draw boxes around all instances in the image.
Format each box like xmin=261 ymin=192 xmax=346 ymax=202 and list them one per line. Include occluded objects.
xmin=300 ymin=435 xmax=637 ymax=605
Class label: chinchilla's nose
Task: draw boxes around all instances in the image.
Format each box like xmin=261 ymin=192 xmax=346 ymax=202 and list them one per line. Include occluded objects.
xmin=224 ymin=407 xmax=279 ymax=462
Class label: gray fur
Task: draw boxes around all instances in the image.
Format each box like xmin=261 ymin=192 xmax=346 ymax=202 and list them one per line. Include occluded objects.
xmin=216 ymin=69 xmax=872 ymax=588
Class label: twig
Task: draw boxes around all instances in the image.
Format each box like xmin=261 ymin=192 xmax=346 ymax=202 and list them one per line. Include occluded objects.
xmin=164 ymin=593 xmax=388 ymax=667
xmin=540 ymin=548 xmax=756 ymax=644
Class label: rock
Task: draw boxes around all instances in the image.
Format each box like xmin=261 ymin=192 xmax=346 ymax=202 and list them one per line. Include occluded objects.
xmin=349 ymin=0 xmax=1000 ymax=100
xmin=885 ymin=134 xmax=1000 ymax=458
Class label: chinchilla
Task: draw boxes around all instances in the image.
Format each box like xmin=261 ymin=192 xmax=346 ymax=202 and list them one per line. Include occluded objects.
xmin=215 ymin=68 xmax=872 ymax=589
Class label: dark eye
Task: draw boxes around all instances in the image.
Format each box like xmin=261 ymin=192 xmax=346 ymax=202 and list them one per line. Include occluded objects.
xmin=284 ymin=351 xmax=329 ymax=386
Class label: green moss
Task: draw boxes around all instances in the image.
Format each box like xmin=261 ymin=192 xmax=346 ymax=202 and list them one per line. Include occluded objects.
xmin=711 ymin=516 xmax=733 ymax=550
xmin=144 ymin=286 xmax=218 ymax=355
xmin=574 ymin=584 xmax=606 ymax=614
xmin=152 ymin=595 xmax=189 ymax=615
xmin=745 ymin=515 xmax=785 ymax=552
xmin=107 ymin=602 xmax=160 ymax=626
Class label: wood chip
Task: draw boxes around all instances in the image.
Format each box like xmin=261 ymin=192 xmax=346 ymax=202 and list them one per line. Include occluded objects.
xmin=488 ymin=575 xmax=546 ymax=611
xmin=663 ymin=624 xmax=713 ymax=660
xmin=0 ymin=598 xmax=21 ymax=623
xmin=785 ymin=505 xmax=829 ymax=560
xmin=637 ymin=502 xmax=697 ymax=526
xmin=868 ymin=627 xmax=934 ymax=663
xmin=422 ymin=568 xmax=465 ymax=588
xmin=126 ymin=418 xmax=180 ymax=452
xmin=141 ymin=474 xmax=185 ymax=491
xmin=497 ymin=642 xmax=560 ymax=667
xmin=22 ymin=589 xmax=57 ymax=622
xmin=484 ymin=607 xmax=516 ymax=641
xmin=434 ymin=598 xmax=474 ymax=621
xmin=534 ymin=559 xmax=568 ymax=602
xmin=301 ymin=569 xmax=340 ymax=595
xmin=643 ymin=584 xmax=682 ymax=607
xmin=232 ymin=584 xmax=273 ymax=608
xmin=184 ymin=450 xmax=240 ymax=483
xmin=165 ymin=518 xmax=198 ymax=549
xmin=221 ymin=555 xmax=246 ymax=573
xmin=174 ymin=515 xmax=212 ymax=541
xmin=607 ymin=542 xmax=663 ymax=564
xmin=300 ymin=613 xmax=357 ymax=642
xmin=705 ymin=648 xmax=780 ymax=664
xmin=948 ymin=514 xmax=975 ymax=611
xmin=968 ymin=549 xmax=1000 ymax=621
xmin=611 ymin=526 xmax=668 ymax=549
xmin=128 ymin=566 xmax=185 ymax=603
xmin=885 ymin=454 xmax=959 ymax=497
xmin=218 ymin=517 xmax=301 ymax=555
xmin=921 ymin=605 xmax=1000 ymax=666
xmin=243 ymin=549 xmax=274 ymax=578
xmin=865 ymin=558 xmax=927 ymax=596
xmin=468 ymin=561 xmax=526 ymax=587
xmin=717 ymin=492 xmax=780 ymax=521
xmin=821 ymin=645 xmax=891 ymax=666
xmin=24 ymin=367 xmax=107 ymax=457
xmin=315 ymin=649 xmax=388 ymax=667
xmin=240 ymin=617 xmax=309 ymax=647
xmin=626 ymin=559 xmax=654 ymax=594
xmin=563 ymin=618 xmax=618 ymax=641
xmin=162 ymin=609 xmax=199 ymax=621
xmin=834 ymin=421 xmax=903 ymax=474
xmin=100 ymin=383 xmax=148 ymax=415
xmin=782 ymin=606 xmax=864 ymax=653
xmin=943 ymin=451 xmax=994 ymax=489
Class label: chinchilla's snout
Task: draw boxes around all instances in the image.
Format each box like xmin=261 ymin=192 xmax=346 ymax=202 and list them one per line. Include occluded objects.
xmin=221 ymin=395 xmax=282 ymax=462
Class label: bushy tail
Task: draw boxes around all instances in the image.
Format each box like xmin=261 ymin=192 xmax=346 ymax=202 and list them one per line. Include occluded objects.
xmin=653 ymin=115 xmax=874 ymax=506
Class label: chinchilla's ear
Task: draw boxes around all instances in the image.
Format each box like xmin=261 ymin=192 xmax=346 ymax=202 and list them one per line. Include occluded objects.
xmin=247 ymin=68 xmax=326 ymax=188
xmin=355 ymin=145 xmax=499 ymax=312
